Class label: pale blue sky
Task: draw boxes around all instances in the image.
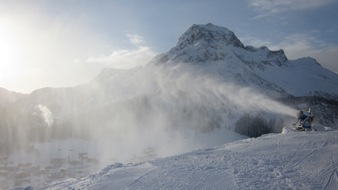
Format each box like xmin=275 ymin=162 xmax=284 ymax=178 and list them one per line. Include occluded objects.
xmin=0 ymin=0 xmax=337 ymax=93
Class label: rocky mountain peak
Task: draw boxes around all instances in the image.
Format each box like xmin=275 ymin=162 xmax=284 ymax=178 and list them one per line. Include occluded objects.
xmin=176 ymin=23 xmax=244 ymax=51
xmin=154 ymin=23 xmax=288 ymax=65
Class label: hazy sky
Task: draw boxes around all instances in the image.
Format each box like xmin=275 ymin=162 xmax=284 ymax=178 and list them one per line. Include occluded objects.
xmin=0 ymin=0 xmax=337 ymax=93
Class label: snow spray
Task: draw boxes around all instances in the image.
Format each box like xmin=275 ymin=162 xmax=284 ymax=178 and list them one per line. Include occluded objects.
xmin=78 ymin=63 xmax=298 ymax=163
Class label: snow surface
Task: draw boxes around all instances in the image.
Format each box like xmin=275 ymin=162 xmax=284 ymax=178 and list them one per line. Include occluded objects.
xmin=41 ymin=130 xmax=338 ymax=190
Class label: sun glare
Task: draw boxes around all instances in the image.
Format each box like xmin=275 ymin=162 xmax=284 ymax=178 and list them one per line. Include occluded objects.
xmin=0 ymin=19 xmax=24 ymax=83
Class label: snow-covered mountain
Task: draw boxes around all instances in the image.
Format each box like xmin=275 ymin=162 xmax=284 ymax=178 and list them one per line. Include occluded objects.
xmin=150 ymin=23 xmax=338 ymax=129
xmin=1 ymin=23 xmax=338 ymax=189
xmin=153 ymin=23 xmax=338 ymax=99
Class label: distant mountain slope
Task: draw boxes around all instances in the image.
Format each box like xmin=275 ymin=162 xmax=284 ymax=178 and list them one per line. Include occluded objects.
xmin=43 ymin=130 xmax=338 ymax=190
xmin=0 ymin=87 xmax=26 ymax=106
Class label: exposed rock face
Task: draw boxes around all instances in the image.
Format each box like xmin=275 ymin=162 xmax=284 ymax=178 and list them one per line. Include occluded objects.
xmin=154 ymin=23 xmax=287 ymax=67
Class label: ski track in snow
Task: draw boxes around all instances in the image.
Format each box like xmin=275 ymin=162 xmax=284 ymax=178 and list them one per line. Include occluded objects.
xmin=40 ymin=130 xmax=338 ymax=190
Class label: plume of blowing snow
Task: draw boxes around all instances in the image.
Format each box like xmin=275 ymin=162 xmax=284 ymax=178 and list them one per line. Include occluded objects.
xmin=36 ymin=104 xmax=54 ymax=127
xmin=70 ymin=63 xmax=298 ymax=163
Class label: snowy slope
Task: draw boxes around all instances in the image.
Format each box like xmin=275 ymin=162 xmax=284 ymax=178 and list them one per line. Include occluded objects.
xmin=255 ymin=57 xmax=338 ymax=97
xmin=42 ymin=130 xmax=338 ymax=190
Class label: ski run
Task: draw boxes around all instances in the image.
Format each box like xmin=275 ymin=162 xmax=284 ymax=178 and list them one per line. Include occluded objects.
xmin=38 ymin=129 xmax=338 ymax=190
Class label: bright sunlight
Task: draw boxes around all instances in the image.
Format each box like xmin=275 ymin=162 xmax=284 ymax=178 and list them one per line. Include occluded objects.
xmin=0 ymin=19 xmax=22 ymax=81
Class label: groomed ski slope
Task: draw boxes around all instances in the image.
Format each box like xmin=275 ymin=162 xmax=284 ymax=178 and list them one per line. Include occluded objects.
xmin=42 ymin=130 xmax=338 ymax=190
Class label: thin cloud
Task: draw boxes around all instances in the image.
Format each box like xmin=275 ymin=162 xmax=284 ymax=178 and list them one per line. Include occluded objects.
xmin=248 ymin=0 xmax=335 ymax=17
xmin=86 ymin=46 xmax=156 ymax=69
xmin=86 ymin=33 xmax=156 ymax=69
xmin=126 ymin=34 xmax=145 ymax=46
